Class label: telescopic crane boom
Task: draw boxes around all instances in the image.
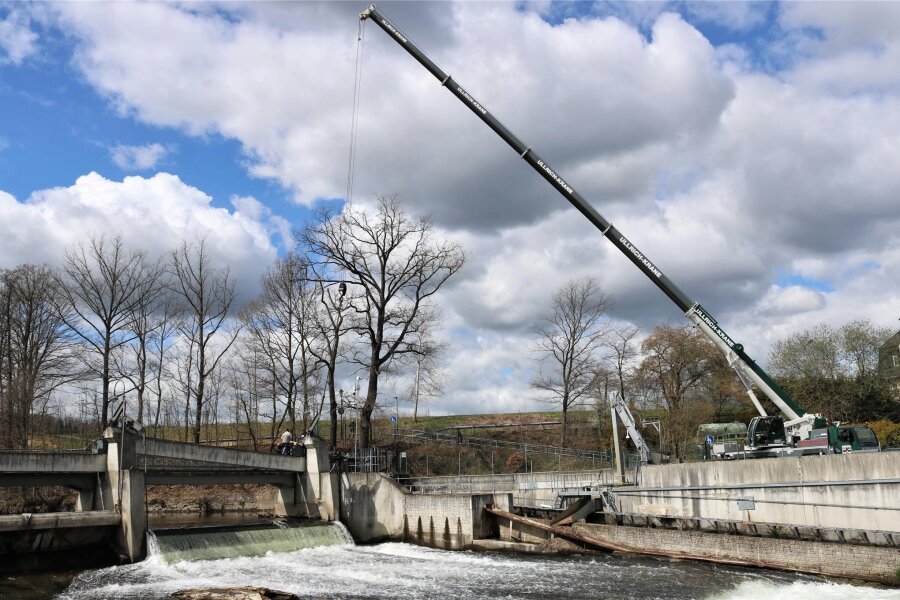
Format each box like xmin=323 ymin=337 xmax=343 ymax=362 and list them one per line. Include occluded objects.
xmin=359 ymin=4 xmax=822 ymax=441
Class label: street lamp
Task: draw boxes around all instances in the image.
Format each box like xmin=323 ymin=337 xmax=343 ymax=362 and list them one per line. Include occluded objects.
xmin=109 ymin=380 xmax=129 ymax=427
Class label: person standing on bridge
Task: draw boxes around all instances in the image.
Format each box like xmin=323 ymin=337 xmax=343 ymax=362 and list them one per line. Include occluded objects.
xmin=279 ymin=430 xmax=293 ymax=455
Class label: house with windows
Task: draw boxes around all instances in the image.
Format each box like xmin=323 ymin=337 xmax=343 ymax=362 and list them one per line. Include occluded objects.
xmin=878 ymin=330 xmax=900 ymax=399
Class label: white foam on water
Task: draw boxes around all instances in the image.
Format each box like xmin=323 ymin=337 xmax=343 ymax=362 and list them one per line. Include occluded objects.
xmin=709 ymin=580 xmax=900 ymax=600
xmin=57 ymin=540 xmax=897 ymax=600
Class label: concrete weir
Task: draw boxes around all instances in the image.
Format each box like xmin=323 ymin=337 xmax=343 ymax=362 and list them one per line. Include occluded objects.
xmin=0 ymin=428 xmax=336 ymax=568
xmin=1 ymin=431 xmax=898 ymax=583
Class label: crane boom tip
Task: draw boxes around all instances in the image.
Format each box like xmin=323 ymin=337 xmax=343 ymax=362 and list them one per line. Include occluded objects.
xmin=360 ymin=4 xmax=376 ymax=20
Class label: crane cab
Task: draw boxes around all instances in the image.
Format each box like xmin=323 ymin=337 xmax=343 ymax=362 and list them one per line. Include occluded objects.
xmin=746 ymin=416 xmax=787 ymax=449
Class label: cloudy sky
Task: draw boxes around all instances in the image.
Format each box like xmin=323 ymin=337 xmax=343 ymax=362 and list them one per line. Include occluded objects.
xmin=1 ymin=1 xmax=899 ymax=416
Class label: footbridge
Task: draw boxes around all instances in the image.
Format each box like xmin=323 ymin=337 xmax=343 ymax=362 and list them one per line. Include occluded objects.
xmin=0 ymin=427 xmax=337 ymax=565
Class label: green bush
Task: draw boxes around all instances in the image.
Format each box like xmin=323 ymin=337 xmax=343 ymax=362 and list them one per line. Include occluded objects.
xmin=864 ymin=419 xmax=900 ymax=448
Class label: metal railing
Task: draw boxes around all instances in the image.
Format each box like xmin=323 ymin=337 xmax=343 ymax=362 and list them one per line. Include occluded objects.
xmin=342 ymin=447 xmax=396 ymax=473
xmin=403 ymin=469 xmax=613 ymax=497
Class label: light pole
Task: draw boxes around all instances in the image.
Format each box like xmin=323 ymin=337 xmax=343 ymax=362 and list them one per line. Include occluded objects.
xmin=110 ymin=380 xmax=130 ymax=428
xmin=339 ymin=389 xmax=345 ymax=447
xmin=394 ymin=395 xmax=399 ymax=438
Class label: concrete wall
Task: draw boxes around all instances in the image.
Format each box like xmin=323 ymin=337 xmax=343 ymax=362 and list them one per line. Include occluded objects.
xmin=302 ymin=435 xmax=338 ymax=520
xmin=403 ymin=494 xmax=474 ymax=549
xmin=408 ymin=469 xmax=626 ymax=509
xmin=572 ymin=522 xmax=900 ymax=585
xmin=341 ymin=472 xmax=510 ymax=549
xmin=617 ymin=452 xmax=900 ymax=533
xmin=342 ymin=472 xmax=406 ymax=543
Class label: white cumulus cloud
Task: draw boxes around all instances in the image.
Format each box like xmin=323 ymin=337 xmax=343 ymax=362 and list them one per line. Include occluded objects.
xmin=109 ymin=143 xmax=171 ymax=170
xmin=0 ymin=9 xmax=38 ymax=65
xmin=0 ymin=172 xmax=279 ymax=303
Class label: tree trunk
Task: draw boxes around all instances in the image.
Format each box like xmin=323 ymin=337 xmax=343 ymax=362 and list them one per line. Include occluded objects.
xmin=361 ymin=366 xmax=379 ymax=449
xmin=327 ymin=366 xmax=337 ymax=450
xmin=193 ymin=381 xmax=204 ymax=444
xmin=101 ymin=338 xmax=111 ymax=430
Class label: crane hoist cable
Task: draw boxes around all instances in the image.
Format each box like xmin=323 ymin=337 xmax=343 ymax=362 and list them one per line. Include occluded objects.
xmin=345 ymin=17 xmax=367 ymax=204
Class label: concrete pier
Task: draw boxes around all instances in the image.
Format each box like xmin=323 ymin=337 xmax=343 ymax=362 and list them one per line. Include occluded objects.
xmin=0 ymin=429 xmax=331 ymax=566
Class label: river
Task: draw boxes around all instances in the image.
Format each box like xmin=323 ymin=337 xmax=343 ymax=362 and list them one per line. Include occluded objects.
xmin=18 ymin=532 xmax=895 ymax=600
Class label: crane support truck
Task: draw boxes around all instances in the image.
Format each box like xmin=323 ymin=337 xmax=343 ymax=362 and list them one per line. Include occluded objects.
xmin=359 ymin=5 xmax=880 ymax=458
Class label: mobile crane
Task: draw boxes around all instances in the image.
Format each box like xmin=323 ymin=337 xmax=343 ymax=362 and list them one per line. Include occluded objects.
xmin=359 ymin=5 xmax=880 ymax=458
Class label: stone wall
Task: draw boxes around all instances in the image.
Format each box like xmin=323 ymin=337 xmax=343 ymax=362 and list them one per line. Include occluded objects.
xmin=572 ymin=522 xmax=900 ymax=585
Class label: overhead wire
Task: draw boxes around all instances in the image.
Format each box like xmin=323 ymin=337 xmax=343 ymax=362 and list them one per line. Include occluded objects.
xmin=345 ymin=18 xmax=367 ymax=205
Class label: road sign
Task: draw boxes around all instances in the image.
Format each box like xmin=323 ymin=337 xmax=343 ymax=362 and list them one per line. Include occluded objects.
xmin=390 ymin=416 xmax=397 ymax=424
xmin=705 ymin=434 xmax=715 ymax=446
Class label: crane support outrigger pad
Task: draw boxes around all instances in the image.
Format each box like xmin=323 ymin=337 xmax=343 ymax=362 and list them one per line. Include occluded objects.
xmin=360 ymin=4 xmax=823 ymax=442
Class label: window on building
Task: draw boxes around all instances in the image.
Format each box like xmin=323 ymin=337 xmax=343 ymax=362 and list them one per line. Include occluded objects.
xmin=894 ymin=354 xmax=899 ymax=368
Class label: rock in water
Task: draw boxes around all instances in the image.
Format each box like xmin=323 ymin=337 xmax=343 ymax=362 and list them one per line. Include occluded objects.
xmin=170 ymin=587 xmax=299 ymax=600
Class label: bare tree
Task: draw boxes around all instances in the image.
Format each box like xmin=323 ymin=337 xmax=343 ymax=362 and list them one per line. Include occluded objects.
xmin=113 ymin=258 xmax=167 ymax=426
xmin=605 ymin=324 xmax=640 ymax=406
xmin=171 ymin=334 xmax=196 ymax=441
xmin=228 ymin=345 xmax=266 ymax=450
xmin=55 ymin=235 xmax=152 ymax=429
xmin=170 ymin=238 xmax=240 ymax=444
xmin=302 ymin=196 xmax=466 ymax=448
xmin=307 ymin=276 xmax=350 ymax=450
xmin=0 ymin=265 xmax=77 ymax=447
xmin=148 ymin=296 xmax=181 ymax=433
xmin=532 ymin=278 xmax=611 ymax=446
xmin=242 ymin=253 xmax=322 ymax=435
xmin=638 ymin=324 xmax=721 ymax=458
xmin=405 ymin=337 xmax=445 ymax=423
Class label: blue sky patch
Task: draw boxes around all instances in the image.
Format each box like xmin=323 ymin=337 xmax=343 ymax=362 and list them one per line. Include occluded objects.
xmin=776 ymin=272 xmax=835 ymax=293
xmin=0 ymin=15 xmax=320 ymax=240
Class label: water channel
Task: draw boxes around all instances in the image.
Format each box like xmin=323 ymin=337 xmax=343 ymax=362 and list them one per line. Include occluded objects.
xmin=3 ymin=536 xmax=896 ymax=598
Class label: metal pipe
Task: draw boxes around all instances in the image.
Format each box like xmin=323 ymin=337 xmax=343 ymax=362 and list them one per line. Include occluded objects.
xmin=613 ymin=477 xmax=900 ymax=493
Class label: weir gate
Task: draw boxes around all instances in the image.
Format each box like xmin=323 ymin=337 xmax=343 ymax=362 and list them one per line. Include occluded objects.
xmin=0 ymin=426 xmax=333 ymax=564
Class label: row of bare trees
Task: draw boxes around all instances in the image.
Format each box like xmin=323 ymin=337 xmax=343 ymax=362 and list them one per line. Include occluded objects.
xmin=0 ymin=265 xmax=77 ymax=448
xmin=0 ymin=195 xmax=464 ymax=450
xmin=0 ymin=234 xmax=238 ymax=447
xmin=531 ymin=277 xmax=737 ymax=456
xmin=532 ymin=277 xmax=896 ymax=457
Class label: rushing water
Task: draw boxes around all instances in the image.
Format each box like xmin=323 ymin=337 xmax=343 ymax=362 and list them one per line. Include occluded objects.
xmin=49 ymin=531 xmax=897 ymax=600
xmin=151 ymin=521 xmax=352 ymax=562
